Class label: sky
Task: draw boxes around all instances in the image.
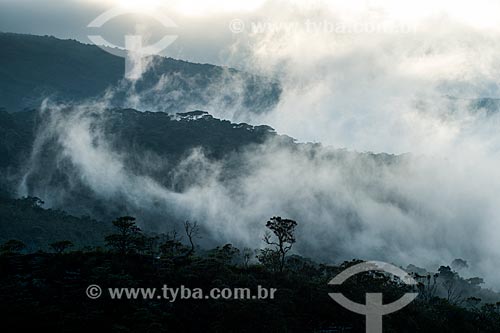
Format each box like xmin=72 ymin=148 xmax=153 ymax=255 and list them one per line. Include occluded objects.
xmin=0 ymin=0 xmax=261 ymax=66
xmin=2 ymin=0 xmax=500 ymax=69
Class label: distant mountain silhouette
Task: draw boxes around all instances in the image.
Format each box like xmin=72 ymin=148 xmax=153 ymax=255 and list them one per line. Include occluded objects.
xmin=0 ymin=107 xmax=295 ymax=220
xmin=0 ymin=33 xmax=281 ymax=114
xmin=0 ymin=194 xmax=110 ymax=250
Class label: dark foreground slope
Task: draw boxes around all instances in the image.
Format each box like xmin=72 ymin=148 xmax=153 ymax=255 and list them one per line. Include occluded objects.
xmin=1 ymin=241 xmax=499 ymax=333
xmin=0 ymin=195 xmax=110 ymax=250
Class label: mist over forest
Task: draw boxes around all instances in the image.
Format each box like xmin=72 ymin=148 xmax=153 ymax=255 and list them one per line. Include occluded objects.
xmin=1 ymin=1 xmax=500 ymax=331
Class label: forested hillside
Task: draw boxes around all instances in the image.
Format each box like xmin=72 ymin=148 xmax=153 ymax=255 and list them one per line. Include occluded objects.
xmin=0 ymin=33 xmax=281 ymax=114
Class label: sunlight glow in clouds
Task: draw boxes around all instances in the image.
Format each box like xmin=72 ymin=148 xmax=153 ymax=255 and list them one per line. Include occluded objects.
xmin=319 ymin=0 xmax=500 ymax=29
xmin=170 ymin=0 xmax=267 ymax=16
xmin=117 ymin=0 xmax=162 ymax=11
xmin=100 ymin=0 xmax=266 ymax=16
xmin=88 ymin=0 xmax=500 ymax=30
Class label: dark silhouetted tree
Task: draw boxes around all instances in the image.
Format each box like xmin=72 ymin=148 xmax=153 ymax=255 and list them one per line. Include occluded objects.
xmin=0 ymin=239 xmax=26 ymax=254
xmin=160 ymin=230 xmax=189 ymax=259
xmin=242 ymin=247 xmax=254 ymax=268
xmin=439 ymin=266 xmax=464 ymax=305
xmin=49 ymin=240 xmax=73 ymax=254
xmin=210 ymin=244 xmax=240 ymax=264
xmin=451 ymin=258 xmax=469 ymax=271
xmin=262 ymin=216 xmax=297 ymax=272
xmin=414 ymin=273 xmax=439 ymax=302
xmin=184 ymin=221 xmax=200 ymax=256
xmin=22 ymin=196 xmax=44 ymax=208
xmin=257 ymin=248 xmax=281 ymax=272
xmin=105 ymin=216 xmax=144 ymax=255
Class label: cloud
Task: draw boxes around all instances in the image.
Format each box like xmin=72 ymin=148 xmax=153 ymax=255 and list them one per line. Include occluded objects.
xmin=210 ymin=1 xmax=500 ymax=285
xmin=17 ymin=97 xmax=500 ymax=288
xmin=11 ymin=0 xmax=500 ymax=288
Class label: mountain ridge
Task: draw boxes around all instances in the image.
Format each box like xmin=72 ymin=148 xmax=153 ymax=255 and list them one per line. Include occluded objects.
xmin=0 ymin=32 xmax=281 ymax=114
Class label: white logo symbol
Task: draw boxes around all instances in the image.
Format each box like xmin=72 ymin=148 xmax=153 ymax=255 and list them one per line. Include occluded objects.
xmin=86 ymin=284 xmax=102 ymax=299
xmin=229 ymin=19 xmax=245 ymax=34
xmin=329 ymin=261 xmax=418 ymax=333
xmin=88 ymin=6 xmax=178 ymax=80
